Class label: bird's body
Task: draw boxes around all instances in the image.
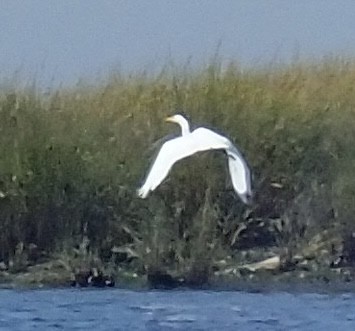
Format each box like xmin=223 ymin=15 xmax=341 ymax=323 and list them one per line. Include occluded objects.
xmin=137 ymin=114 xmax=252 ymax=204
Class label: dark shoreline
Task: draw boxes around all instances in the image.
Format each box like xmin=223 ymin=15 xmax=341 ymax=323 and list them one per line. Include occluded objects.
xmin=1 ymin=257 xmax=355 ymax=295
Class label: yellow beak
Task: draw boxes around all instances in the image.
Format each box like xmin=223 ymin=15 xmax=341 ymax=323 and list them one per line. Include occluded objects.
xmin=165 ymin=116 xmax=175 ymax=123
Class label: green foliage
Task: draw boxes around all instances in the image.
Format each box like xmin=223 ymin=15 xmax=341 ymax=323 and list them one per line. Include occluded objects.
xmin=0 ymin=58 xmax=355 ymax=273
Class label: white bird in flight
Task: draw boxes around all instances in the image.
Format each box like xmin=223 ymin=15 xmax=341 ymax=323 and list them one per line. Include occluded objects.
xmin=137 ymin=114 xmax=252 ymax=204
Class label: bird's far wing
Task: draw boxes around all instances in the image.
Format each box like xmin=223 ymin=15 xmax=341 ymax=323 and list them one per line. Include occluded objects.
xmin=226 ymin=144 xmax=252 ymax=204
xmin=137 ymin=136 xmax=200 ymax=198
xmin=192 ymin=128 xmax=252 ymax=204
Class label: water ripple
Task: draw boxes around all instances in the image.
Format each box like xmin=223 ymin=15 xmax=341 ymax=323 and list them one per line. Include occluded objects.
xmin=0 ymin=288 xmax=354 ymax=330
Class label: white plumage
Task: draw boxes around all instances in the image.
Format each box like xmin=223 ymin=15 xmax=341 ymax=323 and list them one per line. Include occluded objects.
xmin=137 ymin=114 xmax=252 ymax=204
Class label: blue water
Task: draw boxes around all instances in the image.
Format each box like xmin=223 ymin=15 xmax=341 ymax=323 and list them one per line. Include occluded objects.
xmin=0 ymin=288 xmax=354 ymax=330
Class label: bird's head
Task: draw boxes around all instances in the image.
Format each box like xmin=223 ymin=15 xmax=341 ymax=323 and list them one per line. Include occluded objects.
xmin=165 ymin=114 xmax=191 ymax=135
xmin=165 ymin=114 xmax=187 ymax=124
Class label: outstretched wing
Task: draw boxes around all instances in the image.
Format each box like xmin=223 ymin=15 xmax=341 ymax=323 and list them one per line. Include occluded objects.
xmin=137 ymin=136 xmax=201 ymax=198
xmin=193 ymin=128 xmax=252 ymax=204
xmin=226 ymin=144 xmax=252 ymax=204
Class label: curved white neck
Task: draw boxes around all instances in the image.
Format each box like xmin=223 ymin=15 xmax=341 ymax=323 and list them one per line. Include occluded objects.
xmin=177 ymin=117 xmax=191 ymax=136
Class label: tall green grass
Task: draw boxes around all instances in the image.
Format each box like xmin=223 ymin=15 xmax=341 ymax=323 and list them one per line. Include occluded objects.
xmin=1 ymin=58 xmax=355 ymax=273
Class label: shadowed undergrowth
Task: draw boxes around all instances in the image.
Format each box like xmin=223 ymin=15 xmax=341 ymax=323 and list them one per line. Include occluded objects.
xmin=1 ymin=57 xmax=355 ymax=282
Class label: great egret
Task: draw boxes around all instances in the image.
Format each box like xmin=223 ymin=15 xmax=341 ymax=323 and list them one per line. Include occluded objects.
xmin=137 ymin=114 xmax=252 ymax=204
